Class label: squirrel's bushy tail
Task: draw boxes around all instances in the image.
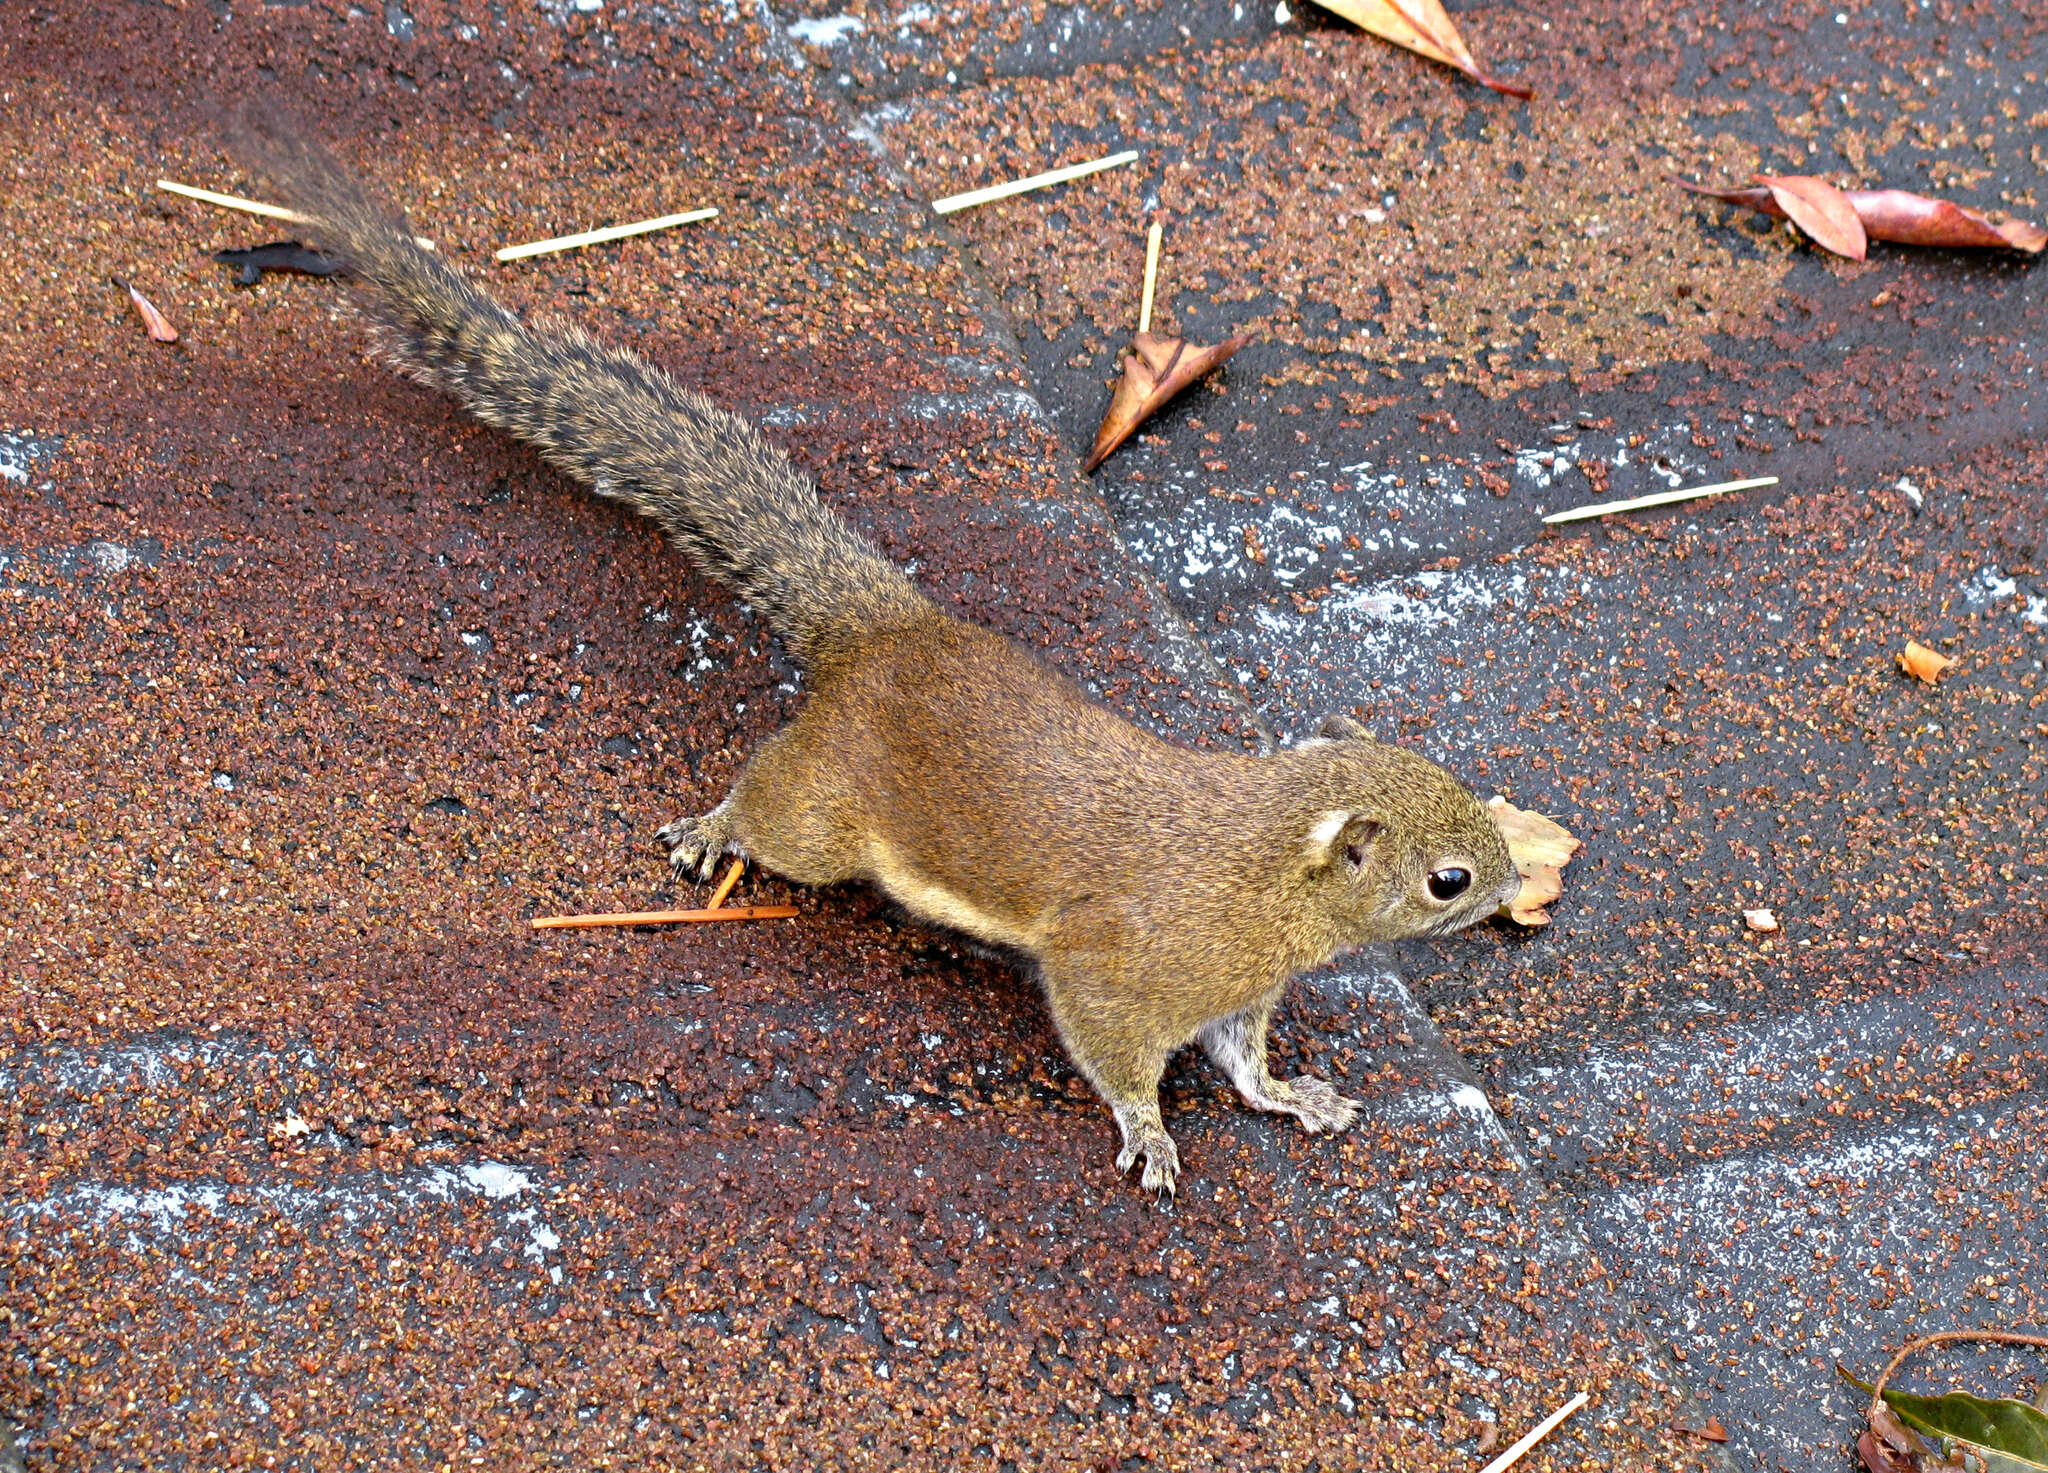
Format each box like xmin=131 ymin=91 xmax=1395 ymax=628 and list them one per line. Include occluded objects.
xmin=233 ymin=114 xmax=928 ymax=662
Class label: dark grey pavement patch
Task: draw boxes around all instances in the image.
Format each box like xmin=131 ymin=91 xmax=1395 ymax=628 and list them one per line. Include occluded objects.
xmin=1582 ymin=1089 xmax=2048 ymax=1471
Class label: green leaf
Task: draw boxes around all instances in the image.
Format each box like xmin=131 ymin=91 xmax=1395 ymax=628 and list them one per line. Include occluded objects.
xmin=1841 ymin=1367 xmax=2048 ymax=1472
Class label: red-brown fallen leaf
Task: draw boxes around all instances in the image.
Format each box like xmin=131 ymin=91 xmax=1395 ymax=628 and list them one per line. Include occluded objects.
xmin=1487 ymin=796 xmax=1581 ymax=927
xmin=1673 ymin=1416 xmax=1731 ymax=1443
xmin=1083 ymin=330 xmax=1250 ymax=474
xmin=1754 ymin=174 xmax=1867 ymax=260
xmin=1858 ymin=1400 xmax=1942 ymax=1473
xmin=1676 ymin=177 xmax=2046 ymax=255
xmin=1311 ymin=0 xmax=1533 ymax=99
xmin=1898 ymin=641 xmax=1956 ymax=684
xmin=120 ymin=279 xmax=180 ymax=342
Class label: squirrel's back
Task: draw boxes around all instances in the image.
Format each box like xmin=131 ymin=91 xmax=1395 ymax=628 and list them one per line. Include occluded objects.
xmin=234 ymin=115 xmax=929 ymax=664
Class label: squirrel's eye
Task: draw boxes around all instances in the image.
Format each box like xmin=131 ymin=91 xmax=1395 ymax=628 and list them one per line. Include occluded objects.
xmin=1426 ymin=867 xmax=1471 ymax=903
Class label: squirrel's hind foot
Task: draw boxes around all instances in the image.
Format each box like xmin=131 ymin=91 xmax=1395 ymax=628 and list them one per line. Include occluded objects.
xmin=656 ymin=799 xmax=743 ymax=881
xmin=1262 ymin=1074 xmax=1360 ymax=1135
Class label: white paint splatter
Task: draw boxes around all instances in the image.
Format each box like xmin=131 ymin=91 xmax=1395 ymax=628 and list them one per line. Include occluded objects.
xmin=788 ymin=13 xmax=863 ymax=44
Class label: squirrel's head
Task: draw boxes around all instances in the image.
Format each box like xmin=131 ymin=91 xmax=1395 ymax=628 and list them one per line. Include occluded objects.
xmin=1288 ymin=713 xmax=1518 ymax=946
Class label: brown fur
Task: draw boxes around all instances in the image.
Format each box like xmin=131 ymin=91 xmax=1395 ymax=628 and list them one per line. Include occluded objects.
xmin=236 ymin=121 xmax=1518 ymax=1197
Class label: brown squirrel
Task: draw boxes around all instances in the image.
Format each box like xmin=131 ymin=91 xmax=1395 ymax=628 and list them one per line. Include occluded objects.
xmin=233 ymin=120 xmax=1519 ymax=1197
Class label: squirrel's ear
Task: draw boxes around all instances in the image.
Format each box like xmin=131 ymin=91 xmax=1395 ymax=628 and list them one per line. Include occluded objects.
xmin=1303 ymin=809 xmax=1384 ymax=870
xmin=1314 ymin=712 xmax=1368 ymax=742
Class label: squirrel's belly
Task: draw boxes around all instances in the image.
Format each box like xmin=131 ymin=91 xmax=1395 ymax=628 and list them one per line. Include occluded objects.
xmin=865 ymin=843 xmax=1037 ymax=952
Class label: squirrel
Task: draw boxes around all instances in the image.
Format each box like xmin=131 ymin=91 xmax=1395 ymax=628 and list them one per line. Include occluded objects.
xmin=232 ymin=118 xmax=1519 ymax=1198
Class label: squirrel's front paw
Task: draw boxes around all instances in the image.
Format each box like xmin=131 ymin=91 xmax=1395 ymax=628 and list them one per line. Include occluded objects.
xmin=1114 ymin=1124 xmax=1180 ymax=1200
xmin=1269 ymin=1075 xmax=1360 ymax=1135
xmin=655 ymin=800 xmax=738 ymax=882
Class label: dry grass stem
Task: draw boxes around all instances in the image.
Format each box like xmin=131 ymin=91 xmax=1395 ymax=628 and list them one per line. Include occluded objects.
xmin=706 ymin=857 xmax=746 ymax=910
xmin=1478 ymin=1391 xmax=1590 ymax=1473
xmin=494 ymin=207 xmax=719 ymax=262
xmin=530 ymin=905 xmax=799 ymax=930
xmin=1138 ymin=220 xmax=1163 ymax=334
xmin=931 ymin=150 xmax=1139 ymax=215
xmin=1542 ymin=475 xmax=1777 ymax=525
xmin=156 ymin=179 xmax=437 ymax=248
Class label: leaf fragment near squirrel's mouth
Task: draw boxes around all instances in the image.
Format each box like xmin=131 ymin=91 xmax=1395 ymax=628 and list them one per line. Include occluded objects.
xmin=1486 ymin=797 xmax=1581 ymax=927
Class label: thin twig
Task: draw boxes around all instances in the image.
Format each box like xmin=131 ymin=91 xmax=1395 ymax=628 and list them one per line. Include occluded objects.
xmin=156 ymin=178 xmax=303 ymax=223
xmin=495 ymin=207 xmax=719 ymax=262
xmin=1871 ymin=1329 xmax=2048 ymax=1413
xmin=1541 ymin=475 xmax=1777 ymax=525
xmin=1138 ymin=220 xmax=1164 ymax=334
xmin=530 ymin=905 xmax=799 ymax=929
xmin=155 ymin=178 xmax=438 ymax=249
xmin=931 ymin=149 xmax=1139 ymax=216
xmin=706 ymin=857 xmax=746 ymax=911
xmin=1479 ymin=1391 xmax=1590 ymax=1473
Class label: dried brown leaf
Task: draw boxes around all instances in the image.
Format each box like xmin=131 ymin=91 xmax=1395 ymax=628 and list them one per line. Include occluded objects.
xmin=121 ymin=280 xmax=179 ymax=343
xmin=1898 ymin=641 xmax=1956 ymax=684
xmin=1850 ymin=191 xmax=2048 ymax=253
xmin=1857 ymin=1427 xmax=1920 ymax=1473
xmin=1858 ymin=1397 xmax=1972 ymax=1473
xmin=1486 ymin=796 xmax=1581 ymax=927
xmin=1676 ymin=178 xmax=2045 ymax=254
xmin=1311 ymin=0 xmax=1533 ymax=98
xmin=1756 ymin=174 xmax=1868 ymax=260
xmin=1083 ymin=330 xmax=1251 ymax=474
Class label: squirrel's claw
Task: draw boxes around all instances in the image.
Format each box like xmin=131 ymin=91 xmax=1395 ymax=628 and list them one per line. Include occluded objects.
xmin=656 ymin=800 xmax=739 ymax=882
xmin=1114 ymin=1124 xmax=1180 ymax=1200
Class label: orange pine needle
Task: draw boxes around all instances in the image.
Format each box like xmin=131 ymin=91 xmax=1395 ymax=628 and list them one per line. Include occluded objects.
xmin=706 ymin=857 xmax=746 ymax=910
xmin=530 ymin=905 xmax=798 ymax=930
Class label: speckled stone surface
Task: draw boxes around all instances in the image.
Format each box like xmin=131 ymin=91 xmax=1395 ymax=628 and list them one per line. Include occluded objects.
xmin=3 ymin=0 xmax=2042 ymax=1469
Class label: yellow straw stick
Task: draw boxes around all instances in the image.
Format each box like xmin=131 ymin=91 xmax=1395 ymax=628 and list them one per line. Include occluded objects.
xmin=932 ymin=149 xmax=1139 ymax=216
xmin=1478 ymin=1391 xmax=1590 ymax=1473
xmin=1137 ymin=220 xmax=1163 ymax=334
xmin=494 ymin=207 xmax=719 ymax=262
xmin=1541 ymin=475 xmax=1777 ymax=525
xmin=156 ymin=178 xmax=437 ymax=248
xmin=530 ymin=905 xmax=798 ymax=930
xmin=157 ymin=178 xmax=303 ymax=223
xmin=705 ymin=857 xmax=746 ymax=910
